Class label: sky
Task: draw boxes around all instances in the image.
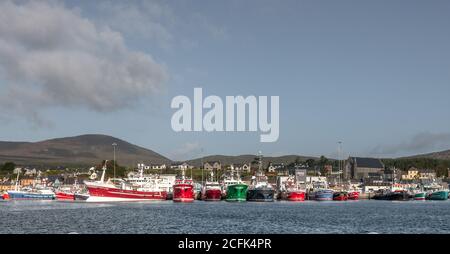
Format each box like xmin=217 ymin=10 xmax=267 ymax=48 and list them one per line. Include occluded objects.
xmin=0 ymin=0 xmax=450 ymax=161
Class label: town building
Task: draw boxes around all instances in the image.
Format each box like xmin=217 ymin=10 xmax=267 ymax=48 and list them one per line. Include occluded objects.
xmin=402 ymin=167 xmax=419 ymax=180
xmin=152 ymin=164 xmax=167 ymax=170
xmin=345 ymin=157 xmax=385 ymax=180
xmin=230 ymin=163 xmax=251 ymax=173
xmin=203 ymin=161 xmax=221 ymax=171
xmin=267 ymin=163 xmax=285 ymax=173
xmin=170 ymin=162 xmax=192 ymax=170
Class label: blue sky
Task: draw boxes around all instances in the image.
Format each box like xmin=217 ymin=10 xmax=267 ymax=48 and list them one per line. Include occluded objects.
xmin=1 ymin=0 xmax=450 ymax=161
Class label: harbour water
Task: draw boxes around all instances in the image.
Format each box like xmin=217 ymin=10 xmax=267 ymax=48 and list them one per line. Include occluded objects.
xmin=1 ymin=200 xmax=450 ymax=234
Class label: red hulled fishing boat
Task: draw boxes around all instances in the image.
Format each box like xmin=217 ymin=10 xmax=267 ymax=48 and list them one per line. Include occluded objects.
xmin=201 ymin=171 xmax=222 ymax=201
xmin=173 ymin=168 xmax=194 ymax=203
xmin=84 ymin=161 xmax=167 ymax=202
xmin=284 ymin=175 xmax=306 ymax=202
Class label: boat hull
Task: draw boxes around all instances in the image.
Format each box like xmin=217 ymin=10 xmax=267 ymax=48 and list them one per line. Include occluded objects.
xmin=347 ymin=191 xmax=360 ymax=200
xmin=173 ymin=183 xmax=194 ymax=203
xmin=55 ymin=191 xmax=75 ymax=201
xmin=333 ymin=192 xmax=348 ymax=201
xmin=203 ymin=189 xmax=222 ymax=201
xmin=372 ymin=191 xmax=410 ymax=201
xmin=286 ymin=191 xmax=306 ymax=201
xmin=7 ymin=191 xmax=55 ymax=200
xmin=85 ymin=185 xmax=167 ymax=202
xmin=312 ymin=190 xmax=334 ymax=201
xmin=226 ymin=184 xmax=248 ymax=202
xmin=247 ymin=189 xmax=274 ymax=202
xmin=427 ymin=191 xmax=449 ymax=201
xmin=414 ymin=192 xmax=427 ymax=201
xmin=74 ymin=193 xmax=90 ymax=201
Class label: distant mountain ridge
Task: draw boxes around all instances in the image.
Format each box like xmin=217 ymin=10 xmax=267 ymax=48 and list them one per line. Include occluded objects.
xmin=402 ymin=149 xmax=450 ymax=160
xmin=0 ymin=134 xmax=171 ymax=167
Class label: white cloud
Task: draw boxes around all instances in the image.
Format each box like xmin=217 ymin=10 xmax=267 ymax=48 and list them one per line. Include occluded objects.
xmin=0 ymin=0 xmax=168 ymax=125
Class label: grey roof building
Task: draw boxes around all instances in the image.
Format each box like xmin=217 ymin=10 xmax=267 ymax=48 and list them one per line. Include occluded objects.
xmin=345 ymin=157 xmax=385 ymax=180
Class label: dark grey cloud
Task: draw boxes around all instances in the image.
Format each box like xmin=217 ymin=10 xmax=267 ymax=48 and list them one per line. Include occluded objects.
xmin=0 ymin=1 xmax=168 ymax=125
xmin=371 ymin=132 xmax=450 ymax=157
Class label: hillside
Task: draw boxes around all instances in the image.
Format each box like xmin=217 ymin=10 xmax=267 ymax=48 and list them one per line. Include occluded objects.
xmin=403 ymin=149 xmax=450 ymax=160
xmin=0 ymin=134 xmax=171 ymax=167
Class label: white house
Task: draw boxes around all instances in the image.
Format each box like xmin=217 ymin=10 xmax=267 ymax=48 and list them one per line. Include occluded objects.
xmin=171 ymin=162 xmax=191 ymax=170
xmin=268 ymin=163 xmax=285 ymax=173
xmin=152 ymin=164 xmax=167 ymax=170
xmin=230 ymin=163 xmax=251 ymax=173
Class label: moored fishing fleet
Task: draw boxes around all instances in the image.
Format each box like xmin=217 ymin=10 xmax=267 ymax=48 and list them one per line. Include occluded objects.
xmin=1 ymin=152 xmax=449 ymax=203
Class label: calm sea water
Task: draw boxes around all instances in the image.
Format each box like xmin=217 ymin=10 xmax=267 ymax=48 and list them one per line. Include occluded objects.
xmin=1 ymin=200 xmax=450 ymax=234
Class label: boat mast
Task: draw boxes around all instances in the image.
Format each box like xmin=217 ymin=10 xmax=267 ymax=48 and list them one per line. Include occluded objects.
xmin=258 ymin=151 xmax=262 ymax=173
xmin=100 ymin=160 xmax=108 ymax=183
xmin=14 ymin=168 xmax=20 ymax=191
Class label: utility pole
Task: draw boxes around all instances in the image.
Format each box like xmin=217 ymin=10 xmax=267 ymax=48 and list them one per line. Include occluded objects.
xmin=112 ymin=142 xmax=117 ymax=180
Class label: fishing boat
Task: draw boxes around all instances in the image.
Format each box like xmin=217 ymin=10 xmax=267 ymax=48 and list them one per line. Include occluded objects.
xmin=223 ymin=168 xmax=248 ymax=202
xmin=284 ymin=175 xmax=306 ymax=202
xmin=247 ymin=152 xmax=275 ymax=202
xmin=7 ymin=169 xmax=55 ymax=200
xmin=173 ymin=167 xmax=195 ymax=203
xmin=84 ymin=161 xmax=168 ymax=202
xmin=201 ymin=171 xmax=222 ymax=201
xmin=7 ymin=187 xmax=56 ymax=200
xmin=308 ymin=180 xmax=333 ymax=201
xmin=55 ymin=179 xmax=84 ymax=201
xmin=333 ymin=191 xmax=348 ymax=201
xmin=427 ymin=190 xmax=449 ymax=201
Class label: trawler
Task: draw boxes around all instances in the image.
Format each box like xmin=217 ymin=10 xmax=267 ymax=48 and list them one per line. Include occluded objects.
xmin=247 ymin=152 xmax=274 ymax=202
xmin=283 ymin=175 xmax=306 ymax=201
xmin=201 ymin=171 xmax=222 ymax=201
xmin=173 ymin=167 xmax=195 ymax=203
xmin=307 ymin=180 xmax=334 ymax=201
xmin=7 ymin=169 xmax=55 ymax=200
xmin=223 ymin=168 xmax=248 ymax=202
xmin=84 ymin=161 xmax=167 ymax=202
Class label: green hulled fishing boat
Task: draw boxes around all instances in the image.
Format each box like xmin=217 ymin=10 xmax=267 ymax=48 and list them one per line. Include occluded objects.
xmin=414 ymin=192 xmax=426 ymax=200
xmin=427 ymin=190 xmax=449 ymax=201
xmin=222 ymin=168 xmax=248 ymax=202
xmin=226 ymin=183 xmax=248 ymax=202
